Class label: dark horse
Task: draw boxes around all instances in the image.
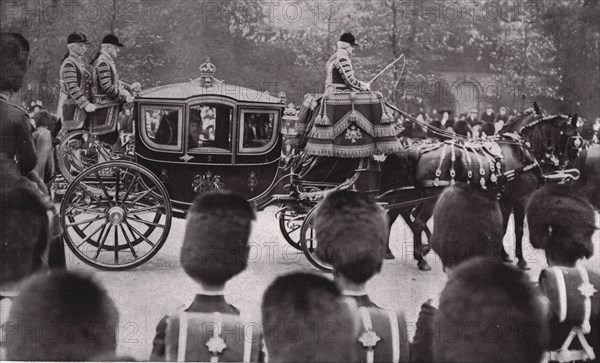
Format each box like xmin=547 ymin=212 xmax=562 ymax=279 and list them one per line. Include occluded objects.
xmin=381 ymin=108 xmax=581 ymax=271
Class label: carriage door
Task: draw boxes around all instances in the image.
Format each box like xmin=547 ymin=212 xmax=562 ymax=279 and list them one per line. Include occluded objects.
xmin=234 ymin=108 xmax=281 ymax=198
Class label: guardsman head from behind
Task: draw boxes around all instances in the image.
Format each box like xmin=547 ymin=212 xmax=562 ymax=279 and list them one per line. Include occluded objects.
xmin=434 ymin=257 xmax=549 ymax=363
xmin=5 ymin=271 xmax=119 ymax=360
xmin=315 ymin=190 xmax=388 ymax=292
xmin=527 ymin=184 xmax=599 ymax=360
xmin=431 ymin=183 xmax=504 ymax=271
xmin=180 ymin=190 xmax=255 ymax=288
xmin=261 ymin=272 xmax=358 ymax=363
xmin=526 ymin=184 xmax=596 ymax=267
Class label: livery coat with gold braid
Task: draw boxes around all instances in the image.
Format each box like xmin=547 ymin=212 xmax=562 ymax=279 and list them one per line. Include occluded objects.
xmin=89 ymin=51 xmax=134 ymax=135
xmin=58 ymin=52 xmax=92 ymax=130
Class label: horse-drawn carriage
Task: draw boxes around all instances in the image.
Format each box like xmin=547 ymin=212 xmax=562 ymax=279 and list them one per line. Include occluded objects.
xmin=58 ymin=59 xmax=585 ymax=271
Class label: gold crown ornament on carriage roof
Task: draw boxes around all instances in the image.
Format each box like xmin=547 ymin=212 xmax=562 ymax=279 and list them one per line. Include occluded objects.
xmin=198 ymin=58 xmax=217 ymax=87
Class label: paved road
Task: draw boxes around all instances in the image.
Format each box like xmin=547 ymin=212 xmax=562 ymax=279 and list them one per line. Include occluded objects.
xmin=66 ymin=207 xmax=600 ymax=360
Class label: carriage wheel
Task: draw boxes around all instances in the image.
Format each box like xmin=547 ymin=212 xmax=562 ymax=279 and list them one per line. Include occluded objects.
xmin=57 ymin=130 xmax=113 ymax=183
xmin=60 ymin=161 xmax=172 ymax=270
xmin=277 ymin=207 xmax=306 ymax=251
xmin=300 ymin=206 xmax=333 ymax=272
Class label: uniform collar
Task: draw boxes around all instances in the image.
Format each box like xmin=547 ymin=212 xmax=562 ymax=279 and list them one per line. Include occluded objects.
xmin=196 ymin=284 xmax=225 ymax=296
xmin=68 ymin=51 xmax=83 ymax=60
xmin=100 ymin=50 xmax=114 ymax=62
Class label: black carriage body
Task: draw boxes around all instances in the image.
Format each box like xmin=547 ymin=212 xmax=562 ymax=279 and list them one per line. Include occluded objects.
xmin=133 ymin=80 xmax=285 ymax=215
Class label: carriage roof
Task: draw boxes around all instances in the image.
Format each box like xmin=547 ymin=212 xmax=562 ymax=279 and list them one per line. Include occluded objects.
xmin=137 ymin=59 xmax=285 ymax=105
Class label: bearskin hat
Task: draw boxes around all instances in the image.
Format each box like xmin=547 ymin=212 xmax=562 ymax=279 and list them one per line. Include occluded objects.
xmin=434 ymin=257 xmax=549 ymax=363
xmin=261 ymin=272 xmax=358 ymax=363
xmin=6 ymin=271 xmax=119 ymax=360
xmin=314 ymin=190 xmax=388 ymax=283
xmin=526 ymin=184 xmax=596 ymax=263
xmin=431 ymin=184 xmax=504 ymax=268
xmin=0 ymin=184 xmax=48 ymax=289
xmin=180 ymin=191 xmax=255 ymax=286
xmin=0 ymin=33 xmax=30 ymax=92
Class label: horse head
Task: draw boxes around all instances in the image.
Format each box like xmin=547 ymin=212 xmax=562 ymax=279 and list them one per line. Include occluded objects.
xmin=518 ymin=113 xmax=583 ymax=170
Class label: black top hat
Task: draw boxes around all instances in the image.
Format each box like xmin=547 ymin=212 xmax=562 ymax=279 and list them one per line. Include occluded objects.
xmin=67 ymin=32 xmax=90 ymax=44
xmin=101 ymin=34 xmax=124 ymax=47
xmin=339 ymin=32 xmax=358 ymax=47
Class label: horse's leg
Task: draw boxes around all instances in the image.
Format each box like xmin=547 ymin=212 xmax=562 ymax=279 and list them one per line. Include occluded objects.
xmin=411 ymin=205 xmax=432 ymax=271
xmin=499 ymin=198 xmax=514 ymax=263
xmin=513 ymin=204 xmax=529 ymax=270
xmin=385 ymin=208 xmax=401 ymax=259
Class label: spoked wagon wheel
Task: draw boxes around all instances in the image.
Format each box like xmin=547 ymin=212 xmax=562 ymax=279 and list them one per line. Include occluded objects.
xmin=60 ymin=161 xmax=172 ymax=270
xmin=57 ymin=130 xmax=113 ymax=183
xmin=278 ymin=206 xmax=312 ymax=251
xmin=300 ymin=206 xmax=333 ymax=272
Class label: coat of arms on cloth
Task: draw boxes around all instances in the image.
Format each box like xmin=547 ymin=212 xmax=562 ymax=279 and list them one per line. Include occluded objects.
xmin=192 ymin=170 xmax=225 ymax=194
xmin=345 ymin=124 xmax=363 ymax=143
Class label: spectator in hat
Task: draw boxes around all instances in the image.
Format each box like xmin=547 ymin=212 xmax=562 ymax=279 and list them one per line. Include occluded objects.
xmin=32 ymin=110 xmax=58 ymax=184
xmin=325 ymin=32 xmax=370 ymax=94
xmin=526 ymin=184 xmax=599 ymax=360
xmin=481 ymin=122 xmax=496 ymax=137
xmin=261 ymin=272 xmax=358 ymax=363
xmin=4 ymin=271 xmax=119 ymax=360
xmin=57 ymin=32 xmax=96 ymax=133
xmin=411 ymin=184 xmax=505 ymax=362
xmin=427 ymin=120 xmax=446 ymax=141
xmin=439 ymin=110 xmax=452 ymax=128
xmin=314 ymin=190 xmax=411 ymax=362
xmin=0 ymin=32 xmax=38 ymax=178
xmin=465 ymin=108 xmax=481 ymax=127
xmin=480 ymin=104 xmax=496 ymax=124
xmin=90 ymin=34 xmax=141 ymax=146
xmin=495 ymin=106 xmax=510 ymax=124
xmin=453 ymin=119 xmax=472 ymax=137
xmin=150 ymin=191 xmax=263 ymax=362
xmin=433 ymin=258 xmax=549 ymax=363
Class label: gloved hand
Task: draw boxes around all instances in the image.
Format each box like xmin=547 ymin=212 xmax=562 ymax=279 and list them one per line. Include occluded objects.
xmin=84 ymin=103 xmax=97 ymax=113
xmin=122 ymin=90 xmax=134 ymax=103
xmin=131 ymin=82 xmax=142 ymax=92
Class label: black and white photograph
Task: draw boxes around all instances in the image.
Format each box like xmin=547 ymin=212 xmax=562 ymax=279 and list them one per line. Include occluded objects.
xmin=1 ymin=0 xmax=599 ymax=361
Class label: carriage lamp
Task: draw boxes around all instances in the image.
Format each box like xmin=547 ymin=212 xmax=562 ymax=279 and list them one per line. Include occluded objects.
xmin=282 ymin=103 xmax=299 ymax=136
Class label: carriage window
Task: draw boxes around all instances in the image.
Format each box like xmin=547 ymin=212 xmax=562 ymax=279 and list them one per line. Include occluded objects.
xmin=141 ymin=106 xmax=182 ymax=150
xmin=239 ymin=110 xmax=278 ymax=153
xmin=188 ymin=104 xmax=233 ymax=153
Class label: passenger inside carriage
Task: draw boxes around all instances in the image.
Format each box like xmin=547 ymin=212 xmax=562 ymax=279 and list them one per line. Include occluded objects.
xmin=188 ymin=105 xmax=231 ymax=151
